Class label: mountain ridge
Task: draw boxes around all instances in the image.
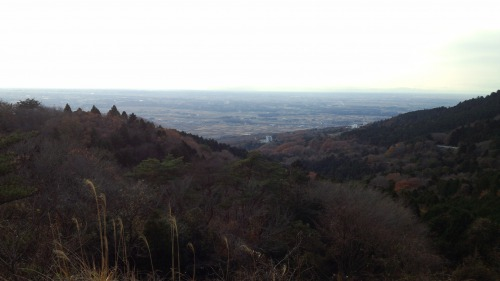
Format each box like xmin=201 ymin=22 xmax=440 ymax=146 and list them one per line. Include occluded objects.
xmin=344 ymin=89 xmax=500 ymax=146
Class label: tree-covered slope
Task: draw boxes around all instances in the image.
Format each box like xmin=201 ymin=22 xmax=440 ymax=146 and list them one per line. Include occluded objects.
xmin=0 ymin=98 xmax=446 ymax=280
xmin=251 ymin=90 xmax=500 ymax=280
xmin=345 ymin=90 xmax=500 ymax=146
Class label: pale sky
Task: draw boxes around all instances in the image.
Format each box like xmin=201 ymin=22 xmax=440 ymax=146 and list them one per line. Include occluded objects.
xmin=0 ymin=0 xmax=499 ymax=93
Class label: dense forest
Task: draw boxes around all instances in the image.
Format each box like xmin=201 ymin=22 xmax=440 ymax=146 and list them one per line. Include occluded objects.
xmin=0 ymin=91 xmax=499 ymax=280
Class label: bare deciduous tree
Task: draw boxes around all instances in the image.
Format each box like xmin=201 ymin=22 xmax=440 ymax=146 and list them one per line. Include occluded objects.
xmin=309 ymin=182 xmax=441 ymax=280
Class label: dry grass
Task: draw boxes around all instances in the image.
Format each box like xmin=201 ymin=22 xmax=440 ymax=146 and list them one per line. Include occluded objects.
xmin=50 ymin=180 xmax=158 ymax=281
xmin=49 ymin=181 xmax=202 ymax=281
xmin=167 ymin=206 xmax=181 ymax=281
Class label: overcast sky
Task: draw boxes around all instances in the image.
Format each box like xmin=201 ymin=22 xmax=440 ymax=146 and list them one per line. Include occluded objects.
xmin=0 ymin=0 xmax=498 ymax=94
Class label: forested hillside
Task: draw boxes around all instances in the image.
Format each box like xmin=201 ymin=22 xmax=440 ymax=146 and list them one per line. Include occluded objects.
xmin=344 ymin=90 xmax=500 ymax=146
xmin=255 ymin=90 xmax=500 ymax=280
xmin=0 ymin=92 xmax=499 ymax=280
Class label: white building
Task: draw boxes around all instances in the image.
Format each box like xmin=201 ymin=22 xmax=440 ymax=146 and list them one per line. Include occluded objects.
xmin=260 ymin=135 xmax=273 ymax=143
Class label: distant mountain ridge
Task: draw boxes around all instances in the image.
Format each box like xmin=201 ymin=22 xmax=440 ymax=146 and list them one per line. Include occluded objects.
xmin=345 ymin=90 xmax=500 ymax=146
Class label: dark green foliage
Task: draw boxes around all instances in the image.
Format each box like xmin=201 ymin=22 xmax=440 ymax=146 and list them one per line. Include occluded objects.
xmin=448 ymin=120 xmax=500 ymax=146
xmin=402 ymin=188 xmax=440 ymax=215
xmin=465 ymin=218 xmax=500 ymax=265
xmin=63 ymin=103 xmax=72 ymax=113
xmin=305 ymin=153 xmax=377 ymax=181
xmin=128 ymin=112 xmax=137 ymax=123
xmin=170 ymin=140 xmax=198 ymax=161
xmin=425 ymin=204 xmax=474 ymax=260
xmin=437 ymin=179 xmax=460 ymax=198
xmin=288 ymin=160 xmax=310 ymax=184
xmin=2 ymin=101 xmax=58 ymax=132
xmin=142 ymin=212 xmax=173 ymax=272
xmin=90 ymin=105 xmax=101 ymax=115
xmin=16 ymin=98 xmax=41 ymax=109
xmin=231 ymin=151 xmax=286 ymax=182
xmin=107 ymin=105 xmax=121 ymax=117
xmin=180 ymin=130 xmax=248 ymax=158
xmin=423 ymin=196 xmax=500 ymax=264
xmin=0 ymin=154 xmax=14 ymax=175
xmin=0 ymin=131 xmax=38 ymax=149
xmin=0 ymin=132 xmax=39 ymax=204
xmin=475 ymin=170 xmax=500 ymax=196
xmin=0 ymin=177 xmax=36 ymax=205
xmin=128 ymin=155 xmax=185 ymax=184
xmin=346 ymin=90 xmax=500 ymax=146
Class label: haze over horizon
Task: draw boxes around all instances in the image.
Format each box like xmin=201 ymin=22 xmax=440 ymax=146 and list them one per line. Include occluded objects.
xmin=1 ymin=0 xmax=499 ymax=94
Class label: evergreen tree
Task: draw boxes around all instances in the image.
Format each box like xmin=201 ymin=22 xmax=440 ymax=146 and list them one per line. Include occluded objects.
xmin=107 ymin=105 xmax=120 ymax=117
xmin=63 ymin=103 xmax=72 ymax=113
xmin=128 ymin=155 xmax=185 ymax=185
xmin=128 ymin=113 xmax=137 ymax=123
xmin=90 ymin=105 xmax=101 ymax=115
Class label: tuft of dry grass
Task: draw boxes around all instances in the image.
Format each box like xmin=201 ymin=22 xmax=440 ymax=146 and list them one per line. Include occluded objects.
xmin=50 ymin=180 xmax=158 ymax=281
xmin=167 ymin=205 xmax=189 ymax=281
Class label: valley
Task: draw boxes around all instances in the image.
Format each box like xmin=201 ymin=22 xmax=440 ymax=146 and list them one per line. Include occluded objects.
xmin=0 ymin=89 xmax=469 ymax=139
xmin=0 ymin=90 xmax=499 ymax=280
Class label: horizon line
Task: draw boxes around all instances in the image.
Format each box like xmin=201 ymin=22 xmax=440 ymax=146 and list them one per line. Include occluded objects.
xmin=0 ymin=86 xmax=488 ymax=96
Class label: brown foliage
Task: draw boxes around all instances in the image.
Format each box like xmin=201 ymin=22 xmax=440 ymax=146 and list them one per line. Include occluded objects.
xmin=309 ymin=182 xmax=441 ymax=279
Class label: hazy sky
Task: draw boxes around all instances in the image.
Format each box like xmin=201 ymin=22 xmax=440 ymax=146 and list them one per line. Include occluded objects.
xmin=0 ymin=0 xmax=499 ymax=93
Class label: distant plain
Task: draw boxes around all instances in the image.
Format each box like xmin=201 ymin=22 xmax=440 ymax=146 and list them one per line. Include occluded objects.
xmin=0 ymin=89 xmax=471 ymax=139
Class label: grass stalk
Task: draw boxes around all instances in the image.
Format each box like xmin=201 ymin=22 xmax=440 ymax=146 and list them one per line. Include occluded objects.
xmin=86 ymin=180 xmax=105 ymax=273
xmin=113 ymin=219 xmax=118 ymax=270
xmin=140 ymin=234 xmax=155 ymax=276
xmin=168 ymin=206 xmax=181 ymax=281
xmin=99 ymin=193 xmax=109 ymax=275
xmin=224 ymin=236 xmax=230 ymax=280
xmin=187 ymin=242 xmax=195 ymax=281
xmin=85 ymin=179 xmax=114 ymax=280
xmin=51 ymin=180 xmax=146 ymax=280
xmin=117 ymin=218 xmax=130 ymax=274
xmin=72 ymin=217 xmax=85 ymax=261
